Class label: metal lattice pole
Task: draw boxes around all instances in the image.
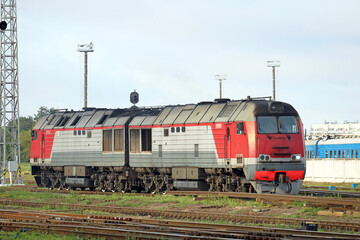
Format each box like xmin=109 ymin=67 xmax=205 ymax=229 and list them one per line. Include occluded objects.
xmin=0 ymin=0 xmax=22 ymax=185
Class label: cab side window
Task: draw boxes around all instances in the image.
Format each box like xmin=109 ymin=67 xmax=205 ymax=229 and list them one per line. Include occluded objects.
xmin=236 ymin=122 xmax=245 ymax=135
xmin=31 ymin=130 xmax=38 ymax=140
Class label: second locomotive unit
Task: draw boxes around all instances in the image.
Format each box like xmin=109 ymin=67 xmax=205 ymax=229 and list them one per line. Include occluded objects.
xmin=30 ymin=95 xmax=306 ymax=194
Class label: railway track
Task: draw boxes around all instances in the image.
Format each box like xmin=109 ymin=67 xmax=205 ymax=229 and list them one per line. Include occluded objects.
xmin=0 ymin=209 xmax=359 ymax=239
xmin=166 ymin=191 xmax=360 ymax=209
xmin=0 ymin=198 xmax=360 ymax=233
xmin=6 ymin=187 xmax=360 ymax=211
xmin=300 ymin=188 xmax=360 ymax=198
xmin=9 ymin=183 xmax=360 ymax=199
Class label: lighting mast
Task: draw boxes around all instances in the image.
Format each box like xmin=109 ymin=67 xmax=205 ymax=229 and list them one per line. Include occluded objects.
xmin=77 ymin=42 xmax=94 ymax=109
xmin=267 ymin=60 xmax=280 ymax=101
xmin=0 ymin=0 xmax=23 ymax=185
xmin=215 ymin=74 xmax=227 ymax=99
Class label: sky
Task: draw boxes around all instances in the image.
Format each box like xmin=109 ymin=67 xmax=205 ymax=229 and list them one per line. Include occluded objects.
xmin=16 ymin=1 xmax=360 ymax=131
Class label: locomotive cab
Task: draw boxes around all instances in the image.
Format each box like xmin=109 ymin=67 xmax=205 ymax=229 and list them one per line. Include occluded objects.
xmin=243 ymin=101 xmax=306 ymax=194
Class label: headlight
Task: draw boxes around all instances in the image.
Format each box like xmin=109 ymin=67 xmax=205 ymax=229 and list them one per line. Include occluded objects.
xmin=291 ymin=154 xmax=301 ymax=160
xmin=259 ymin=154 xmax=271 ymax=161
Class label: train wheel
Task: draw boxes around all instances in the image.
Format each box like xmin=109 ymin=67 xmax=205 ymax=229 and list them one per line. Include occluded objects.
xmin=143 ymin=174 xmax=155 ymax=193
xmin=40 ymin=172 xmax=51 ymax=188
xmin=164 ymin=175 xmax=173 ymax=192
xmin=120 ymin=181 xmax=130 ymax=193
xmin=154 ymin=175 xmax=166 ymax=193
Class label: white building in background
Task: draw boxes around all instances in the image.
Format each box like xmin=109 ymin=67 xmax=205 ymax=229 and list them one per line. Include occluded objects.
xmin=309 ymin=121 xmax=360 ymax=138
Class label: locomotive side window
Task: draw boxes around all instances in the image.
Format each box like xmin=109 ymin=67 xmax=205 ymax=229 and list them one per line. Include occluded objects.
xmin=176 ymin=127 xmax=180 ymax=133
xmin=330 ymin=150 xmax=333 ymax=158
xmin=130 ymin=129 xmax=140 ymax=153
xmin=114 ymin=129 xmax=124 ymax=152
xmin=31 ymin=130 xmax=38 ymax=140
xmin=181 ymin=127 xmax=186 ymax=132
xmin=356 ymin=149 xmax=359 ymax=158
xmin=141 ymin=129 xmax=152 ymax=152
xmin=236 ymin=122 xmax=245 ymax=134
xmin=171 ymin=127 xmax=175 ymax=133
xmin=103 ymin=129 xmax=112 ymax=152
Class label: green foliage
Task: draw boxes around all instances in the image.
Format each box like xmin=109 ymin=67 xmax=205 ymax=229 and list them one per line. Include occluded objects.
xmin=0 ymin=230 xmax=104 ymax=240
xmin=34 ymin=106 xmax=55 ymax=121
xmin=19 ymin=116 xmax=35 ymax=131
xmin=20 ymin=130 xmax=31 ymax=162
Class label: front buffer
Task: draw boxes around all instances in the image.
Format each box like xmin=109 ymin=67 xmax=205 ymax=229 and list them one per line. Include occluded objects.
xmin=244 ymin=163 xmax=306 ymax=195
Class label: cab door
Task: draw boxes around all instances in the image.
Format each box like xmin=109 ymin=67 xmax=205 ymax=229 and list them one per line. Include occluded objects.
xmin=30 ymin=130 xmax=42 ymax=160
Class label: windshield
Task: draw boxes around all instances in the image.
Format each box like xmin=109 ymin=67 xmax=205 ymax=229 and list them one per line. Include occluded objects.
xmin=257 ymin=116 xmax=298 ymax=134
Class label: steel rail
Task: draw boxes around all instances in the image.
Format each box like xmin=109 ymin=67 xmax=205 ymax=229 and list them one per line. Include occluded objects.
xmin=26 ymin=188 xmax=360 ymax=208
xmin=1 ymin=209 xmax=359 ymax=239
xmin=0 ymin=198 xmax=359 ymax=233
xmin=166 ymin=191 xmax=360 ymax=208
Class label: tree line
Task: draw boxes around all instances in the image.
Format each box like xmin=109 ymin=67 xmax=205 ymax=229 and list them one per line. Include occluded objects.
xmin=20 ymin=106 xmax=54 ymax=162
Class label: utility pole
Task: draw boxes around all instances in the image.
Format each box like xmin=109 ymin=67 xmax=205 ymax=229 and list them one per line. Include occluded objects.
xmin=215 ymin=74 xmax=226 ymax=99
xmin=0 ymin=0 xmax=23 ymax=185
xmin=77 ymin=42 xmax=94 ymax=109
xmin=267 ymin=61 xmax=280 ymax=101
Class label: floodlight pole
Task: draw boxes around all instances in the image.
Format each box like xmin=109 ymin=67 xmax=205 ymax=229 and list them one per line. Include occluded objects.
xmin=215 ymin=74 xmax=227 ymax=99
xmin=84 ymin=51 xmax=88 ymax=108
xmin=267 ymin=61 xmax=280 ymax=101
xmin=77 ymin=42 xmax=94 ymax=109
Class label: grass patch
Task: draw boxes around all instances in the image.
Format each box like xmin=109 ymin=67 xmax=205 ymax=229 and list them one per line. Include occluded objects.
xmin=0 ymin=230 xmax=104 ymax=240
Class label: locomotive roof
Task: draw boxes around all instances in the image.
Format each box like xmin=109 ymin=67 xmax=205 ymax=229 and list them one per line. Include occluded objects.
xmin=33 ymin=99 xmax=299 ymax=130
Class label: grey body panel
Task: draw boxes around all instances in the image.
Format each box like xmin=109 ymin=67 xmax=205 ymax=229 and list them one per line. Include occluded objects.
xmin=75 ymin=112 xmax=94 ymax=128
xmin=85 ymin=110 xmax=106 ymax=128
xmin=162 ymin=106 xmax=183 ymax=125
xmin=185 ymin=104 xmax=211 ymax=124
xmin=153 ymin=107 xmax=172 ymax=125
xmin=43 ymin=114 xmax=62 ymax=129
xmin=173 ymin=105 xmax=195 ymax=124
xmin=53 ymin=113 xmax=75 ymax=130
xmin=142 ymin=116 xmax=157 ymax=126
xmin=199 ymin=103 xmax=225 ymax=123
xmin=114 ymin=116 xmax=131 ymax=126
xmin=64 ymin=112 xmax=84 ymax=129
xmin=215 ymin=102 xmax=239 ymax=122
xmin=48 ymin=129 xmax=125 ymax=166
xmin=33 ymin=115 xmax=49 ymax=130
xmin=129 ymin=116 xmax=146 ymax=126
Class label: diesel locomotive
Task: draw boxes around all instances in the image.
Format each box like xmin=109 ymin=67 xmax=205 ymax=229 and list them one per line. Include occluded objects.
xmin=30 ymin=96 xmax=306 ymax=194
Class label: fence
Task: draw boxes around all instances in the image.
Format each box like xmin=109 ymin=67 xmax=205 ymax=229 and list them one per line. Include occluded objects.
xmin=305 ymin=158 xmax=360 ymax=183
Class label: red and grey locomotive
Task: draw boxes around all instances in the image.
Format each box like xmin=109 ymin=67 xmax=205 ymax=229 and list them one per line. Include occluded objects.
xmin=30 ymin=96 xmax=306 ymax=194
